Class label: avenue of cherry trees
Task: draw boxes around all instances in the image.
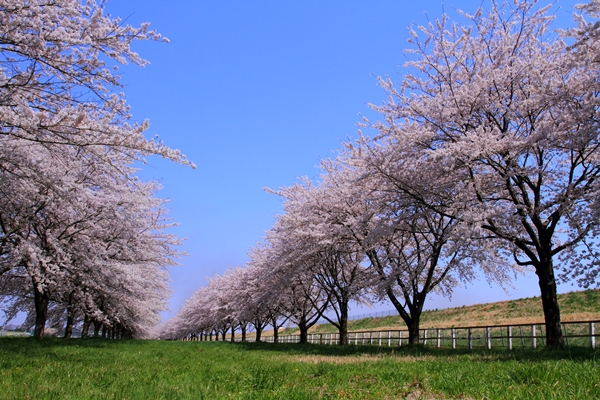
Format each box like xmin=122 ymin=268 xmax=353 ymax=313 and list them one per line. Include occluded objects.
xmin=158 ymin=1 xmax=600 ymax=348
xmin=0 ymin=0 xmax=191 ymax=339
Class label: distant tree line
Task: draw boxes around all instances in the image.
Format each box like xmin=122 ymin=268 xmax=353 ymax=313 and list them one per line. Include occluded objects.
xmin=157 ymin=0 xmax=600 ymax=348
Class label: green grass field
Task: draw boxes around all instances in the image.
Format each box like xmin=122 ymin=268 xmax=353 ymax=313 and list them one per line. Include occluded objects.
xmin=1 ymin=337 xmax=599 ymax=399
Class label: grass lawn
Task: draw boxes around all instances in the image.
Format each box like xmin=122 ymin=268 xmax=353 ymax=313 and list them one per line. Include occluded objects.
xmin=1 ymin=337 xmax=599 ymax=399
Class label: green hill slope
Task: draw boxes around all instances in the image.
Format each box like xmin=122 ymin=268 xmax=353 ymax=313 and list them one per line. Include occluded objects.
xmin=275 ymin=289 xmax=600 ymax=336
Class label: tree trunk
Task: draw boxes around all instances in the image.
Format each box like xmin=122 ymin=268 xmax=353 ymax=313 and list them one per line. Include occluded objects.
xmin=535 ymin=259 xmax=564 ymax=348
xmin=241 ymin=326 xmax=246 ymax=342
xmin=338 ymin=301 xmax=349 ymax=345
xmin=406 ymin=318 xmax=420 ymax=345
xmin=230 ymin=326 xmax=235 ymax=342
xmin=93 ymin=321 xmax=101 ymax=337
xmin=386 ymin=287 xmax=425 ymax=346
xmin=255 ymin=327 xmax=262 ymax=342
xmin=81 ymin=315 xmax=91 ymax=338
xmin=33 ymin=283 xmax=49 ymax=340
xmin=338 ymin=321 xmax=348 ymax=345
xmin=298 ymin=320 xmax=309 ymax=344
xmin=272 ymin=319 xmax=279 ymax=344
xmin=221 ymin=330 xmax=226 ymax=341
xmin=64 ymin=307 xmax=76 ymax=339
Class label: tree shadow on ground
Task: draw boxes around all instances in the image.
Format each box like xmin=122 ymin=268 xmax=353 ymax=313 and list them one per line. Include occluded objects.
xmin=231 ymin=340 xmax=599 ymax=363
xmin=0 ymin=336 xmax=155 ymax=355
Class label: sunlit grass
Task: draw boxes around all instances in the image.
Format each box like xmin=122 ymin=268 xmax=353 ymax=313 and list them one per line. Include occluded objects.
xmin=1 ymin=337 xmax=599 ymax=399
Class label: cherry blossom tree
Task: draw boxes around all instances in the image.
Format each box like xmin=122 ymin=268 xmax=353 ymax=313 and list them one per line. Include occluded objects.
xmin=273 ymin=267 xmax=329 ymax=344
xmin=218 ymin=266 xmax=254 ymax=342
xmin=365 ymin=0 xmax=600 ymax=347
xmin=327 ymin=148 xmax=514 ymax=345
xmin=245 ymin=246 xmax=292 ymax=343
xmin=272 ymin=181 xmax=373 ymax=345
xmin=157 ymin=266 xmax=261 ymax=342
xmin=0 ymin=0 xmax=190 ymax=339
xmin=0 ymin=130 xmax=182 ymax=338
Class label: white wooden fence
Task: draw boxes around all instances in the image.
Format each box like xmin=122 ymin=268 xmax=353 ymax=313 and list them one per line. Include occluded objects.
xmin=260 ymin=320 xmax=599 ymax=349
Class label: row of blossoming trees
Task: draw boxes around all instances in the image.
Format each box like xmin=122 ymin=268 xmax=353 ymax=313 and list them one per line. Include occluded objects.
xmin=158 ymin=0 xmax=600 ymax=348
xmin=0 ymin=1 xmax=190 ymax=339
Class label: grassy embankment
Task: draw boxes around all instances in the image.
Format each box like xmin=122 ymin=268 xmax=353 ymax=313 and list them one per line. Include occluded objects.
xmin=1 ymin=337 xmax=599 ymax=399
xmin=276 ymin=289 xmax=600 ymax=336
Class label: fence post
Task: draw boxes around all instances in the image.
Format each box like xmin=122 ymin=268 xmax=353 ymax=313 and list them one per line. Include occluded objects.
xmin=387 ymin=331 xmax=391 ymax=347
xmin=370 ymin=331 xmax=373 ymax=345
xmin=486 ymin=327 xmax=491 ymax=349
xmin=399 ymin=331 xmax=403 ymax=347
xmin=468 ymin=328 xmax=473 ymax=350
xmin=532 ymin=325 xmax=537 ymax=349
xmin=378 ymin=331 xmax=382 ymax=346
xmin=452 ymin=328 xmax=456 ymax=349
xmin=508 ymin=326 xmax=512 ymax=350
xmin=424 ymin=329 xmax=428 ymax=346
xmin=437 ymin=329 xmax=441 ymax=348
xmin=590 ymin=322 xmax=596 ymax=349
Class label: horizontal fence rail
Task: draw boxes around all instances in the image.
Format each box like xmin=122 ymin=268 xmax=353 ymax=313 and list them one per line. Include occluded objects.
xmin=263 ymin=320 xmax=599 ymax=349
xmin=185 ymin=320 xmax=599 ymax=350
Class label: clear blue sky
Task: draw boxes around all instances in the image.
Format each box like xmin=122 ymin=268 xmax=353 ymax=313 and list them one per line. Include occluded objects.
xmin=102 ymin=0 xmax=581 ymax=321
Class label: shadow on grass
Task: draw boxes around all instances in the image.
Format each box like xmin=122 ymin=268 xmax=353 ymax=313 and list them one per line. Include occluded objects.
xmin=0 ymin=336 xmax=157 ymax=355
xmin=2 ymin=336 xmax=598 ymax=364
xmin=231 ymin=340 xmax=600 ymax=362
